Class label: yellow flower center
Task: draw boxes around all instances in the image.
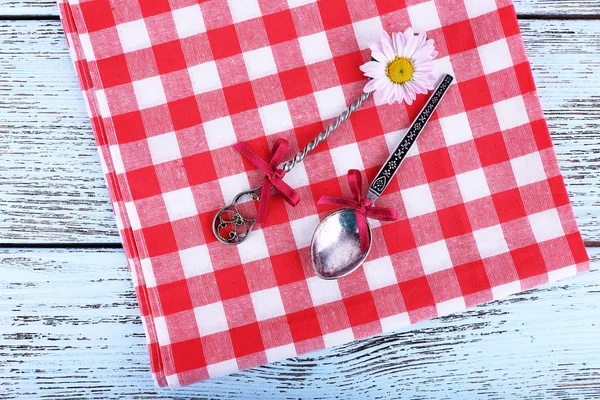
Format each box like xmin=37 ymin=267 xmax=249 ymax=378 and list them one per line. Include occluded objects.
xmin=386 ymin=57 xmax=414 ymax=84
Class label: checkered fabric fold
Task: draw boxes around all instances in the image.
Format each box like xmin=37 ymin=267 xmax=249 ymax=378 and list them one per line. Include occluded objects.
xmin=57 ymin=0 xmax=590 ymax=388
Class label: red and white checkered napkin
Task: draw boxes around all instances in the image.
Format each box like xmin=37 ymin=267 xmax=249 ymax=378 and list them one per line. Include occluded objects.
xmin=58 ymin=0 xmax=590 ymax=388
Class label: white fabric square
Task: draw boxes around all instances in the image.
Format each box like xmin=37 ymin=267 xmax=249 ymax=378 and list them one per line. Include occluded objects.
xmin=207 ymin=359 xmax=239 ymax=379
xmin=418 ymin=240 xmax=453 ymax=274
xmin=380 ymin=313 xmax=410 ymax=332
xmin=108 ymin=144 xmax=125 ymax=174
xmin=194 ymin=302 xmax=228 ymax=336
xmin=95 ymin=89 xmax=110 ymax=117
xmin=219 ymin=172 xmax=251 ymax=204
xmin=250 ymin=287 xmax=286 ymax=321
xmin=299 ymin=31 xmax=332 ymax=65
xmin=291 ymin=215 xmax=321 ymax=249
xmin=464 ymin=0 xmax=498 ymax=18
xmin=140 ymin=258 xmax=156 ymax=288
xmin=148 ymin=131 xmax=181 ymax=164
xmin=352 ymin=17 xmax=383 ymax=50
xmin=407 ymin=1 xmax=442 ymax=32
xmin=79 ymin=33 xmax=95 ymax=61
xmin=401 ymin=184 xmax=436 ymax=218
xmin=124 ymin=201 xmax=141 ymax=230
xmin=473 ymin=225 xmax=509 ymax=258
xmin=265 ymin=344 xmax=297 ymax=363
xmin=323 ymin=328 xmax=354 ymax=347
xmin=491 ymin=281 xmax=521 ymax=299
xmin=204 ymin=116 xmax=237 ymax=150
xmin=363 ymin=256 xmax=397 ymax=290
xmin=456 ymin=168 xmax=491 ymax=202
xmin=285 ymin=162 xmax=310 ymax=189
xmin=510 ymin=152 xmax=546 ymax=187
xmin=189 ymin=61 xmax=222 ymax=94
xmin=179 ymin=245 xmax=213 ymax=278
xmin=243 ymin=46 xmax=277 ymax=80
xmin=330 ymin=143 xmax=365 ymax=177
xmin=314 ymin=86 xmax=347 ymax=120
xmin=163 ymin=187 xmax=197 ymax=221
xmin=237 ymin=228 xmax=270 ymax=263
xmin=436 ymin=297 xmax=467 ymax=316
xmin=432 ymin=56 xmax=456 ymax=85
xmin=306 ymin=276 xmax=342 ymax=306
xmin=154 ymin=316 xmax=171 ymax=346
xmin=548 ymin=265 xmax=577 ymax=282
xmin=172 ymin=5 xmax=206 ymax=38
xmin=117 ymin=19 xmax=151 ymax=52
xmin=478 ymin=39 xmax=513 ymax=75
xmin=258 ymin=101 xmax=293 ymax=135
xmin=439 ymin=112 xmax=473 ymax=146
xmin=228 ymin=0 xmax=262 ymax=23
xmin=528 ymin=209 xmax=565 ymax=242
xmin=494 ymin=96 xmax=529 ymax=131
xmin=287 ymin=0 xmax=316 ymax=8
xmin=133 ymin=76 xmax=167 ymax=109
xmin=165 ymin=374 xmax=181 ymax=389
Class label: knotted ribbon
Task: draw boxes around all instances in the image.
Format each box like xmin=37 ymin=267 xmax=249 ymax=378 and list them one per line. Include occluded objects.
xmin=318 ymin=169 xmax=398 ymax=253
xmin=234 ymin=138 xmax=300 ymax=224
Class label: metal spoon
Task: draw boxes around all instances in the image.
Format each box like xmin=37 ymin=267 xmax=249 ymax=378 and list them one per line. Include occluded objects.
xmin=310 ymin=74 xmax=454 ymax=280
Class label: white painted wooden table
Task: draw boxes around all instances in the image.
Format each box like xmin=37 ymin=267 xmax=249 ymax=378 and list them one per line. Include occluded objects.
xmin=1 ymin=1 xmax=599 ymax=399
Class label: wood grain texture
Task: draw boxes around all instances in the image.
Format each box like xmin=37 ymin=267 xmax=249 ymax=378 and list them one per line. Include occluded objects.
xmin=1 ymin=19 xmax=599 ymax=243
xmin=0 ymin=0 xmax=600 ymax=17
xmin=1 ymin=247 xmax=598 ymax=399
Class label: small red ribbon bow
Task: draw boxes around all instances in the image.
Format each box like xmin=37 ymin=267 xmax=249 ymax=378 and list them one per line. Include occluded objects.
xmin=234 ymin=138 xmax=301 ymax=224
xmin=318 ymin=169 xmax=398 ymax=253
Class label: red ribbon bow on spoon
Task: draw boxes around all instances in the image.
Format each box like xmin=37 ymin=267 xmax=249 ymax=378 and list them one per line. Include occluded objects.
xmin=318 ymin=169 xmax=398 ymax=253
xmin=234 ymin=138 xmax=301 ymax=224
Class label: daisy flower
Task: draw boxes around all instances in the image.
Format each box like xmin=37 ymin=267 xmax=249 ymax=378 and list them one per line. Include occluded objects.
xmin=360 ymin=28 xmax=438 ymax=105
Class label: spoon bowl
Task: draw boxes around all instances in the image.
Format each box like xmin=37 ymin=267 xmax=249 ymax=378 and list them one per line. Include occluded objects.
xmin=310 ymin=209 xmax=372 ymax=280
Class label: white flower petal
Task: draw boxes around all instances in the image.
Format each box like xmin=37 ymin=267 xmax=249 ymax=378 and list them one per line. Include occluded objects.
xmin=371 ymin=51 xmax=388 ymax=63
xmin=363 ymin=79 xmax=378 ymax=93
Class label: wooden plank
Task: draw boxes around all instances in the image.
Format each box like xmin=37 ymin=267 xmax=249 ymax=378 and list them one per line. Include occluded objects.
xmin=1 ymin=19 xmax=599 ymax=243
xmin=0 ymin=0 xmax=599 ymax=18
xmin=1 ymin=247 xmax=598 ymax=399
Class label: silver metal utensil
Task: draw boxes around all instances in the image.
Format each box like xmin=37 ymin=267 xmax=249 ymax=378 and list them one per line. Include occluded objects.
xmin=213 ymin=92 xmax=372 ymax=245
xmin=310 ymin=74 xmax=454 ymax=280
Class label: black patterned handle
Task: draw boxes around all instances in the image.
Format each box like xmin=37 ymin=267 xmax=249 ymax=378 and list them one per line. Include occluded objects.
xmin=367 ymin=74 xmax=454 ymax=201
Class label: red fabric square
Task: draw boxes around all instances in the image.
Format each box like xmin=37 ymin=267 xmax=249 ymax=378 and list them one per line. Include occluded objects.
xmin=514 ymin=62 xmax=536 ymax=95
xmin=157 ymin=280 xmax=194 ymax=315
xmin=171 ymin=338 xmax=205 ymax=373
xmin=318 ymin=0 xmax=352 ymax=30
xmin=443 ymin=20 xmax=477 ymax=55
xmin=207 ymin=25 xmax=242 ymax=59
xmin=459 ymin=76 xmax=493 ymax=111
xmin=566 ymin=233 xmax=589 ymax=265
xmin=263 ymin=10 xmax=297 ymax=45
xmin=271 ymin=251 xmax=306 ymax=286
xmin=168 ymin=96 xmax=202 ymax=130
xmin=153 ymin=40 xmax=188 ymax=75
xmin=475 ymin=132 xmax=510 ymax=167
xmin=511 ymin=244 xmax=547 ymax=279
xmin=420 ymin=148 xmax=455 ymax=182
xmin=311 ymin=177 xmax=343 ymax=210
xmin=142 ymin=223 xmax=179 ymax=257
xmin=547 ymin=176 xmax=571 ymax=208
xmin=79 ymin=0 xmax=115 ymax=32
xmin=127 ymin=166 xmax=162 ymax=199
xmin=279 ymin=67 xmax=313 ymax=100
xmin=95 ymin=55 xmax=131 ymax=88
xmin=375 ymin=0 xmax=406 ymax=14
xmin=399 ymin=277 xmax=435 ymax=312
xmin=334 ymin=51 xmax=366 ymax=85
xmin=344 ymin=292 xmax=379 ymax=327
xmin=287 ymin=308 xmax=322 ymax=342
xmin=454 ymin=260 xmax=491 ymax=295
xmin=437 ymin=204 xmax=472 ymax=238
xmin=113 ymin=111 xmax=146 ymax=144
xmin=351 ymin=107 xmax=383 ymax=142
xmin=499 ymin=5 xmax=521 ymax=38
xmin=492 ymin=189 xmax=527 ymax=223
xmin=530 ymin=119 xmax=553 ymax=151
xmin=381 ymin=219 xmax=416 ymax=254
xmin=223 ymin=82 xmax=257 ymax=114
xmin=229 ymin=323 xmax=265 ymax=357
xmin=183 ymin=152 xmax=217 ymax=186
xmin=215 ymin=266 xmax=250 ymax=300
xmin=139 ymin=0 xmax=171 ymax=18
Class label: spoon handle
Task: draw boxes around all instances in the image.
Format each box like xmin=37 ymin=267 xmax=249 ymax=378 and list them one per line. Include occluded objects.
xmin=366 ymin=74 xmax=454 ymax=202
